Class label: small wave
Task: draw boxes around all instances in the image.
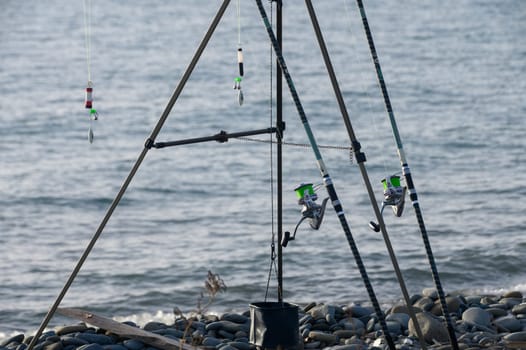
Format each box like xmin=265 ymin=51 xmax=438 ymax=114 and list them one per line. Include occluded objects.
xmin=112 ymin=310 xmax=175 ymax=327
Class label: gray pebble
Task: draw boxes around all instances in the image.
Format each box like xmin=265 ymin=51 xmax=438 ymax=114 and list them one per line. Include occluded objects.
xmin=77 ymin=344 xmax=105 ymax=350
xmin=1 ymin=335 xmax=25 ymax=347
xmin=75 ymin=334 xmax=114 ymax=346
xmin=485 ymin=307 xmax=508 ymax=318
xmin=308 ymin=331 xmax=337 ymax=345
xmin=499 ymin=297 xmax=522 ymax=308
xmin=462 ymin=307 xmax=492 ymax=327
xmin=422 ymin=288 xmax=438 ymax=299
xmin=226 ymin=341 xmax=250 ymax=350
xmin=102 ymin=345 xmax=127 ymax=350
xmin=386 ymin=312 xmax=410 ymax=330
xmin=122 ymin=339 xmax=143 ymax=350
xmin=202 ymin=337 xmax=221 ymax=347
xmin=220 ymin=313 xmax=248 ymax=324
xmin=55 ymin=325 xmax=89 ymax=336
xmin=502 ymin=291 xmax=523 ymax=299
xmin=494 ymin=315 xmax=522 ymax=332
xmin=344 ymin=304 xmax=372 ymax=319
xmin=512 ymin=303 xmax=526 ymax=315
xmin=61 ymin=337 xmax=88 ymax=347
xmin=304 ymin=341 xmax=321 ymax=349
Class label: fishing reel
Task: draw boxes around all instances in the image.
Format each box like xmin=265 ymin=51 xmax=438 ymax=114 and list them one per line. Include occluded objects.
xmin=369 ymin=174 xmax=407 ymax=232
xmin=282 ymin=183 xmax=329 ymax=247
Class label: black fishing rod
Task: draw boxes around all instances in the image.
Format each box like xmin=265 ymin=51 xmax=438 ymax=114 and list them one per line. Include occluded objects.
xmin=254 ymin=1 xmax=395 ymax=349
xmin=25 ymin=2 xmax=232 ymax=350
xmin=303 ymin=1 xmax=427 ymax=348
xmin=355 ymin=1 xmax=459 ymax=349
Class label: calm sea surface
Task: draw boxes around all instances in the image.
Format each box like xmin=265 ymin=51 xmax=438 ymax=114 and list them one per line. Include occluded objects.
xmin=1 ymin=0 xmax=525 ymax=339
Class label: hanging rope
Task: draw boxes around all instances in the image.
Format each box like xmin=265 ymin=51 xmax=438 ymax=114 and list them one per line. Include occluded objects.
xmin=264 ymin=0 xmax=276 ymax=303
xmin=83 ymin=0 xmax=98 ymax=143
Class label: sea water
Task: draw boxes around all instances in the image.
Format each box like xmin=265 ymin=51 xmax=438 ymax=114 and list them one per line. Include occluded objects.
xmin=0 ymin=0 xmax=524 ymax=339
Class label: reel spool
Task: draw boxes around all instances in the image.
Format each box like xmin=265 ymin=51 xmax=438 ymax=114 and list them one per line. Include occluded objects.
xmin=369 ymin=174 xmax=407 ymax=232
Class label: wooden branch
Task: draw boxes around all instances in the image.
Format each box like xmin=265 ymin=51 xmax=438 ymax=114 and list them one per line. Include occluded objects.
xmin=56 ymin=307 xmax=199 ymax=350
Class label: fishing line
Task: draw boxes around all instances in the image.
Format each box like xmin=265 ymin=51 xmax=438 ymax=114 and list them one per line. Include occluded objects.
xmin=342 ymin=0 xmax=388 ymax=175
xmin=234 ymin=136 xmax=353 ymax=152
xmin=82 ymin=0 xmax=98 ymax=143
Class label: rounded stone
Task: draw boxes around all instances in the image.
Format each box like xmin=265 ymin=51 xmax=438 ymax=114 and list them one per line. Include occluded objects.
xmin=340 ymin=318 xmax=364 ymax=331
xmin=422 ymin=288 xmax=438 ymax=300
xmin=299 ymin=314 xmax=313 ymax=325
xmin=122 ymin=339 xmax=144 ymax=350
xmin=386 ymin=313 xmax=410 ymax=330
xmin=205 ymin=321 xmax=246 ymax=333
xmin=60 ymin=337 xmax=88 ymax=347
xmin=462 ymin=307 xmax=492 ymax=327
xmin=304 ymin=341 xmax=321 ymax=349
xmin=216 ymin=345 xmax=237 ymax=350
xmin=494 ymin=315 xmax=522 ymax=332
xmin=344 ymin=304 xmax=373 ymax=319
xmin=485 ymin=307 xmax=508 ymax=318
xmin=408 ymin=311 xmax=449 ymax=344
xmin=55 ymin=324 xmax=89 ymax=336
xmin=512 ymin=303 xmax=526 ymax=315
xmin=308 ymin=304 xmax=336 ymax=321
xmin=227 ymin=341 xmax=250 ymax=350
xmin=103 ymin=346 xmax=127 ymax=350
xmin=499 ymin=298 xmax=522 ymax=308
xmin=503 ymin=331 xmax=526 ymax=348
xmin=374 ymin=320 xmax=402 ymax=336
xmin=308 ymin=331 xmax=338 ymax=345
xmin=464 ymin=295 xmax=483 ymax=306
xmin=390 ymin=304 xmax=422 ymax=315
xmin=332 ymin=330 xmax=355 ymax=339
xmin=202 ymin=336 xmax=221 ymax=347
xmin=76 ymin=344 xmax=105 ymax=350
xmin=43 ymin=342 xmax=63 ymax=350
xmin=1 ymin=334 xmax=25 ymax=347
xmin=220 ymin=313 xmax=249 ymax=324
xmin=413 ymin=297 xmax=434 ymax=311
xmin=502 ymin=291 xmax=523 ymax=299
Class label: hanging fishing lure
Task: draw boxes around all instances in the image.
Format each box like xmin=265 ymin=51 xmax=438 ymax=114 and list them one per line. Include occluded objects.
xmin=85 ymin=81 xmax=98 ymax=143
xmin=233 ymin=48 xmax=244 ymax=105
xmin=282 ymin=183 xmax=329 ymax=247
xmin=233 ymin=0 xmax=244 ymax=106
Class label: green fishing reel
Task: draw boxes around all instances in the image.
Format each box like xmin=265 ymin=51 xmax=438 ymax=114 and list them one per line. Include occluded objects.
xmin=369 ymin=174 xmax=407 ymax=232
xmin=381 ymin=175 xmax=407 ymax=216
xmin=282 ymin=183 xmax=329 ymax=247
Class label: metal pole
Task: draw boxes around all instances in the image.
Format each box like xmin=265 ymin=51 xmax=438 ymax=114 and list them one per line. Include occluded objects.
xmin=275 ymin=0 xmax=284 ymax=303
xmin=26 ymin=2 xmax=231 ymax=349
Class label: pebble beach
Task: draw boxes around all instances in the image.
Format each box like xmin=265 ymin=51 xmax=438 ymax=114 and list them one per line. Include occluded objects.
xmin=3 ymin=289 xmax=526 ymax=350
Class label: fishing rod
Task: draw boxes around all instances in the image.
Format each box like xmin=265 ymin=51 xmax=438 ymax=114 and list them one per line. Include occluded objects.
xmin=303 ymin=1 xmax=427 ymax=348
xmin=25 ymin=2 xmax=232 ymax=350
xmin=254 ymin=1 xmax=395 ymax=349
xmin=354 ymin=1 xmax=459 ymax=349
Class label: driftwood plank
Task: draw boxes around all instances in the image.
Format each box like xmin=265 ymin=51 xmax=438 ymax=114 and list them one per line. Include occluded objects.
xmin=56 ymin=307 xmax=198 ymax=350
